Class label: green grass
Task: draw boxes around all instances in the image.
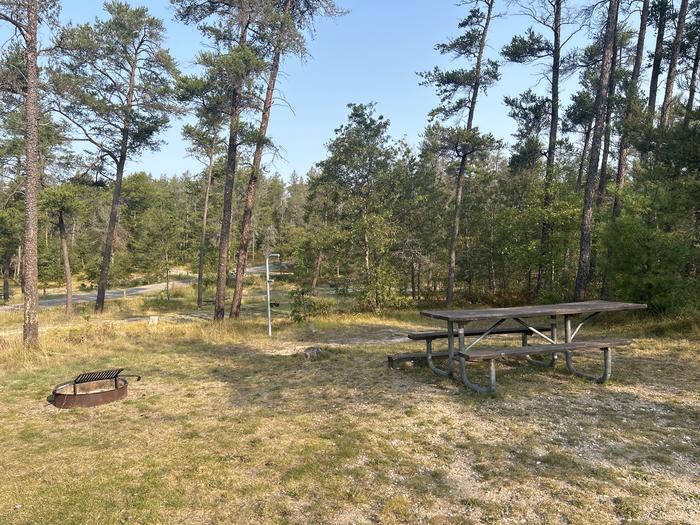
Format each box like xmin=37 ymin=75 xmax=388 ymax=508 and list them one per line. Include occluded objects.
xmin=0 ymin=296 xmax=698 ymax=524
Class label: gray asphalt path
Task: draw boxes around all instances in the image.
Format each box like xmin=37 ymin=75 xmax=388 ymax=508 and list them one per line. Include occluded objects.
xmin=0 ymin=279 xmax=192 ymax=312
xmin=0 ymin=263 xmax=284 ymax=313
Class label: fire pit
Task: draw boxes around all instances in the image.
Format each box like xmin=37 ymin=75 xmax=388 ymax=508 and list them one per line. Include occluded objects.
xmin=48 ymin=368 xmax=141 ymax=409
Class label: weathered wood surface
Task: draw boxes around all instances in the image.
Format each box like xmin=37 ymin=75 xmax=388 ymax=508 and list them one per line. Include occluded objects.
xmin=407 ymin=325 xmax=551 ymax=341
xmin=457 ymin=338 xmax=631 ymax=361
xmin=421 ymin=301 xmax=647 ymax=322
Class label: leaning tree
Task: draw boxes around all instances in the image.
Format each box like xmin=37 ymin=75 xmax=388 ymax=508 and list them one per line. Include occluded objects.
xmin=419 ymin=0 xmax=499 ymax=307
xmin=230 ymin=0 xmax=343 ymax=319
xmin=50 ymin=0 xmax=178 ymax=313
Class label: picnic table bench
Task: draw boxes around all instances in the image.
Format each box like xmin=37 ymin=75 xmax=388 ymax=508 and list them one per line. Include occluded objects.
xmin=392 ymin=300 xmax=646 ymax=393
xmin=388 ymin=325 xmax=552 ymax=369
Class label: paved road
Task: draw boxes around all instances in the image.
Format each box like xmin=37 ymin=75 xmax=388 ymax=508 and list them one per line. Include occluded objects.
xmin=0 ymin=264 xmax=284 ymax=313
xmin=0 ymin=279 xmax=192 ymax=312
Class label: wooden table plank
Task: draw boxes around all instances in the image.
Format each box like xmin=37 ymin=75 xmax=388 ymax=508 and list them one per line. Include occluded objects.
xmin=421 ymin=300 xmax=647 ymax=322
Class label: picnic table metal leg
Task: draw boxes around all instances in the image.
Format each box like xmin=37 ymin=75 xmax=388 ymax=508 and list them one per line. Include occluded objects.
xmin=565 ymin=346 xmax=612 ymax=383
xmin=524 ymin=315 xmax=557 ymax=368
xmin=457 ymin=326 xmax=498 ymax=393
xmin=447 ymin=320 xmax=455 ymax=378
xmin=569 ymin=311 xmax=599 ymax=340
xmin=459 ymin=353 xmax=497 ymax=393
xmin=426 ymin=339 xmax=449 ymax=377
xmin=563 ymin=314 xmax=612 ymax=383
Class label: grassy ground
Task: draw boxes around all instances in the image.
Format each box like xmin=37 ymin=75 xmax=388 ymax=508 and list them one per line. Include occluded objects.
xmin=0 ymin=290 xmax=698 ymax=524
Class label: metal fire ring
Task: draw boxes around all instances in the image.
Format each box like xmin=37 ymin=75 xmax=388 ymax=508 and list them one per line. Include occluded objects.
xmin=48 ymin=368 xmax=141 ymax=409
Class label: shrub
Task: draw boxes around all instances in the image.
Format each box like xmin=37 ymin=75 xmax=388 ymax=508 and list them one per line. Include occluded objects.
xmin=289 ymin=288 xmax=335 ymax=322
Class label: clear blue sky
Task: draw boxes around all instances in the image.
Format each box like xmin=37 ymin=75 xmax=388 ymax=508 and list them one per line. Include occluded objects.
xmin=59 ymin=0 xmax=597 ymax=180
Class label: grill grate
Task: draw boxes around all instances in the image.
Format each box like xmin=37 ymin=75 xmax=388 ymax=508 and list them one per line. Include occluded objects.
xmin=73 ymin=368 xmax=124 ymax=384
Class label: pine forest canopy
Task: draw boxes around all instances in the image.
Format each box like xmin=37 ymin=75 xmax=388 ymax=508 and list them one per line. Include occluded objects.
xmin=0 ymin=0 xmax=699 ymax=345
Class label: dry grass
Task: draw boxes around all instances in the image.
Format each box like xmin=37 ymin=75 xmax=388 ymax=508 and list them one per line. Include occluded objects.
xmin=0 ymin=303 xmax=698 ymax=524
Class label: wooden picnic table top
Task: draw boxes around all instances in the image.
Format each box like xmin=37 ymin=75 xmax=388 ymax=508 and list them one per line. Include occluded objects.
xmin=421 ymin=300 xmax=647 ymax=323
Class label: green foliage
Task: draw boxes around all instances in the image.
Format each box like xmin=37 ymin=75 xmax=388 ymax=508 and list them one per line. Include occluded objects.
xmin=289 ymin=288 xmax=335 ymax=322
xmin=419 ymin=0 xmax=499 ymax=121
xmin=501 ymin=28 xmax=553 ymax=63
xmin=504 ymin=89 xmax=551 ymax=141
xmin=51 ymin=0 xmax=179 ymax=163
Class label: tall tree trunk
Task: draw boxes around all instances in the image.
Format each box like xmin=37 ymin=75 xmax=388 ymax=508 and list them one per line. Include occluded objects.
xmin=446 ymin=154 xmax=468 ymax=306
xmin=576 ymin=121 xmax=593 ymax=190
xmin=648 ymin=2 xmax=668 ymax=115
xmin=214 ymin=19 xmax=250 ymax=320
xmin=604 ymin=0 xmax=649 ymax=298
xmin=58 ymin=211 xmax=73 ymax=316
xmin=536 ymin=0 xmax=562 ymax=295
xmin=22 ymin=0 xmax=39 ymax=346
xmin=685 ymin=35 xmax=700 ymax=127
xmin=660 ymin=0 xmax=690 ymax=126
xmin=596 ymin=28 xmax=619 ymax=207
xmin=95 ymin=59 xmax=138 ymax=313
xmin=310 ymin=250 xmax=322 ymax=294
xmin=197 ymin=153 xmax=214 ymax=308
xmin=230 ymin=49 xmax=284 ymax=317
xmin=446 ymin=0 xmax=494 ymax=306
xmin=574 ymin=0 xmax=620 ymax=301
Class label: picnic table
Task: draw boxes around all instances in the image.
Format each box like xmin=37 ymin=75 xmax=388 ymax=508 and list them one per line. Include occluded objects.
xmin=394 ymin=300 xmax=647 ymax=393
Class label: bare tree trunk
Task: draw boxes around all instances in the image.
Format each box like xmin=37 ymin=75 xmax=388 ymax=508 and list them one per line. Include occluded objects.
xmin=603 ymin=0 xmax=649 ymax=298
xmin=660 ymin=0 xmax=690 ymax=126
xmin=214 ymin=18 xmax=250 ymax=320
xmin=648 ymin=2 xmax=669 ymax=115
xmin=446 ymin=0 xmax=494 ymax=306
xmin=596 ymin=29 xmax=619 ymax=207
xmin=536 ymin=0 xmax=562 ymax=295
xmin=230 ymin=0 xmax=292 ymax=319
xmin=576 ymin=121 xmax=593 ymax=190
xmin=95 ymin=59 xmax=138 ymax=313
xmin=197 ymin=154 xmax=214 ymax=308
xmin=22 ymin=1 xmax=39 ymax=346
xmin=574 ymin=0 xmax=620 ymax=301
xmin=310 ymin=250 xmax=322 ymax=294
xmin=446 ymin=154 xmax=468 ymax=306
xmin=685 ymin=35 xmax=700 ymax=127
xmin=58 ymin=211 xmax=73 ymax=316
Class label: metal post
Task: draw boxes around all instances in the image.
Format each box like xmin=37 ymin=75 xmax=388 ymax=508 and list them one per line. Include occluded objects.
xmin=447 ymin=320 xmax=454 ymax=377
xmin=564 ymin=315 xmax=572 ymax=343
xmin=266 ymin=253 xmax=280 ymax=337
